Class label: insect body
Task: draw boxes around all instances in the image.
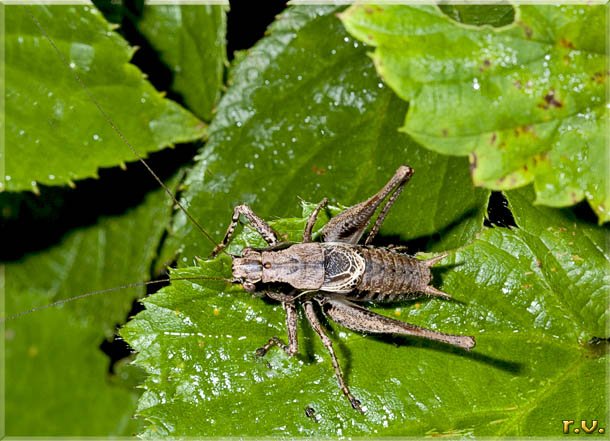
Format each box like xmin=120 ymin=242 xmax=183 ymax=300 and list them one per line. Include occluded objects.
xmin=215 ymin=165 xmax=476 ymax=412
xmin=11 ymin=5 xmax=476 ymax=419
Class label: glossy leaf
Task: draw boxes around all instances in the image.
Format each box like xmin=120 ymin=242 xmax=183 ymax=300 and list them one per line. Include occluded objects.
xmin=3 ymin=5 xmax=206 ymax=193
xmin=136 ymin=4 xmax=228 ymax=120
xmin=122 ymin=190 xmax=608 ymax=437
xmin=162 ymin=5 xmax=489 ymax=265
xmin=438 ymin=4 xmax=515 ymax=27
xmin=5 ymin=173 xmax=179 ymax=436
xmin=341 ymin=4 xmax=609 ymax=222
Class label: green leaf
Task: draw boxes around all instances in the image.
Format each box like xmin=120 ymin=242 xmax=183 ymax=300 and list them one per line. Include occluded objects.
xmin=135 ymin=4 xmax=228 ymax=121
xmin=4 ymin=169 xmax=180 ymax=435
xmin=341 ymin=4 xmax=610 ymax=223
xmin=122 ymin=192 xmax=608 ymax=437
xmin=162 ymin=5 xmax=489 ymax=265
xmin=3 ymin=5 xmax=206 ymax=193
xmin=438 ymin=4 xmax=515 ymax=28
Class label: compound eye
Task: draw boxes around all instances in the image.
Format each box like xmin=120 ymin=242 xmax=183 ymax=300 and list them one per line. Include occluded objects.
xmin=242 ymin=282 xmax=256 ymax=292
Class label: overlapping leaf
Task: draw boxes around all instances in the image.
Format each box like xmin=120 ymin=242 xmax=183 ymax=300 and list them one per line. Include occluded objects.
xmin=162 ymin=5 xmax=490 ymax=265
xmin=341 ymin=4 xmax=609 ymax=222
xmin=136 ymin=4 xmax=228 ymax=120
xmin=5 ymin=175 xmax=178 ymax=436
xmin=3 ymin=5 xmax=206 ymax=192
xmin=3 ymin=3 xmax=227 ymax=436
xmin=123 ymin=189 xmax=608 ymax=437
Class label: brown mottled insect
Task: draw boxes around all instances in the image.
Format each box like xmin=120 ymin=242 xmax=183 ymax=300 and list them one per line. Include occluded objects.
xmin=8 ymin=5 xmax=476 ymax=417
xmin=213 ymin=165 xmax=475 ymax=412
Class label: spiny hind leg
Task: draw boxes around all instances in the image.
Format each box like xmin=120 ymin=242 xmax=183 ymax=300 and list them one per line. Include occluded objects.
xmin=387 ymin=244 xmax=409 ymax=253
xmin=319 ymin=296 xmax=475 ymax=350
xmin=213 ymin=204 xmax=280 ymax=257
xmin=302 ymin=197 xmax=328 ymax=243
xmin=322 ymin=165 xmax=413 ymax=245
xmin=303 ymin=300 xmax=363 ymax=413
xmin=364 ymin=166 xmax=413 ymax=245
xmin=255 ymin=300 xmax=298 ymax=357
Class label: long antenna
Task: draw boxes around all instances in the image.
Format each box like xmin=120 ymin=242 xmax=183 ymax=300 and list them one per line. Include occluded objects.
xmin=22 ymin=5 xmax=219 ymax=249
xmin=0 ymin=277 xmax=234 ymax=323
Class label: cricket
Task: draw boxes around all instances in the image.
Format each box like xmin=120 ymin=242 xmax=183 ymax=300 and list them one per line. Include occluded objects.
xmin=6 ymin=2 xmax=476 ymax=432
xmin=7 ymin=2 xmax=606 ymax=437
xmin=212 ymin=164 xmax=476 ymax=412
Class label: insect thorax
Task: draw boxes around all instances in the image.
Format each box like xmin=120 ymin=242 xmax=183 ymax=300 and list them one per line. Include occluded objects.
xmin=260 ymin=243 xmax=325 ymax=290
xmin=321 ymin=243 xmax=366 ymax=293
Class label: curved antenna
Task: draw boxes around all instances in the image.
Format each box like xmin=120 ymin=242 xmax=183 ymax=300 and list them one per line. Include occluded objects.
xmin=0 ymin=276 xmax=235 ymax=323
xmin=22 ymin=5 xmax=220 ymax=251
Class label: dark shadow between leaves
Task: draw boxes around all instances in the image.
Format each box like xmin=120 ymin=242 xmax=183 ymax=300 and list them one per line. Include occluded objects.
xmin=0 ymin=144 xmax=199 ymax=262
xmin=373 ymin=206 xmax=484 ymax=254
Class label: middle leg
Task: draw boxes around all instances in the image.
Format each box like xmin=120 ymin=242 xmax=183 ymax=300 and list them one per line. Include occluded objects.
xmin=255 ymin=300 xmax=298 ymax=357
xmin=303 ymin=197 xmax=329 ymax=243
xmin=303 ymin=300 xmax=363 ymax=412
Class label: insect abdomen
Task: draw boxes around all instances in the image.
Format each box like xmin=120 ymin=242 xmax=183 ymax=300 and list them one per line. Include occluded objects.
xmin=355 ymin=248 xmax=431 ymax=302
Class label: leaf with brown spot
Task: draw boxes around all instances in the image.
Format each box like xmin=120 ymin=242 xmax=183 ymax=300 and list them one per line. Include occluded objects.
xmin=341 ymin=4 xmax=609 ymax=223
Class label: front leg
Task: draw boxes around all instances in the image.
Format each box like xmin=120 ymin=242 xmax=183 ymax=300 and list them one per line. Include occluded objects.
xmin=213 ymin=204 xmax=280 ymax=257
xmin=255 ymin=300 xmax=298 ymax=357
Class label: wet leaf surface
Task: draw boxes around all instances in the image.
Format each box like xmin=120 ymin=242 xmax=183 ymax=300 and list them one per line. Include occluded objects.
xmin=3 ymin=5 xmax=206 ymax=192
xmin=5 ymin=174 xmax=178 ymax=436
xmin=3 ymin=3 xmax=226 ymax=435
xmin=123 ymin=189 xmax=608 ymax=437
xmin=4 ymin=4 xmax=607 ymax=438
xmin=135 ymin=4 xmax=228 ymax=120
xmin=341 ymin=4 xmax=609 ymax=222
xmin=162 ymin=5 xmax=489 ymax=264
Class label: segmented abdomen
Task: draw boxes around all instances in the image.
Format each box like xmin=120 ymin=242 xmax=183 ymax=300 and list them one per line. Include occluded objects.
xmin=354 ymin=247 xmax=430 ymax=302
